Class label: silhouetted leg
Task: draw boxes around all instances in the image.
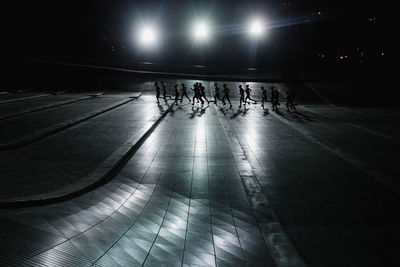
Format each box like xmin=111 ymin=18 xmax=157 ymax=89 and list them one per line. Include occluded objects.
xmin=203 ymin=95 xmax=210 ymax=104
xmin=182 ymin=93 xmax=191 ymax=103
xmin=214 ymin=94 xmax=219 ymax=105
xmin=225 ymin=96 xmax=232 ymax=108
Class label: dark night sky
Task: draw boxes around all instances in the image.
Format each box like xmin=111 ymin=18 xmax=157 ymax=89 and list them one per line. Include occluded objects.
xmin=1 ymin=0 xmax=388 ymax=68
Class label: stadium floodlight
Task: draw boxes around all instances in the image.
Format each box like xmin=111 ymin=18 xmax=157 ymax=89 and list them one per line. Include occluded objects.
xmin=137 ymin=24 xmax=159 ymax=48
xmin=248 ymin=18 xmax=267 ymax=38
xmin=192 ymin=21 xmax=211 ymax=42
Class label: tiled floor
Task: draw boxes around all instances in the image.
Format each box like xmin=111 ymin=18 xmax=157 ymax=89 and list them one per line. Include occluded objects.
xmin=1 ymin=88 xmax=399 ymax=266
xmin=0 ymin=95 xmax=163 ymax=200
xmin=0 ymin=103 xmax=276 ymax=266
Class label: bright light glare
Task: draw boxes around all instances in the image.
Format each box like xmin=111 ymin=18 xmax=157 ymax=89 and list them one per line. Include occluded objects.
xmin=192 ymin=22 xmax=211 ymax=42
xmin=137 ymin=25 xmax=158 ymax=48
xmin=248 ymin=18 xmax=267 ymax=38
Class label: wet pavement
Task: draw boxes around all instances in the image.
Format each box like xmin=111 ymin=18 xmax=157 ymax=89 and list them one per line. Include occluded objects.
xmin=1 ymin=84 xmax=399 ymax=266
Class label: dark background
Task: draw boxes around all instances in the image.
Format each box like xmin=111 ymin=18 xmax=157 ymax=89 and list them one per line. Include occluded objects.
xmin=1 ymin=0 xmax=388 ymax=67
xmin=0 ymin=0 xmax=390 ymax=104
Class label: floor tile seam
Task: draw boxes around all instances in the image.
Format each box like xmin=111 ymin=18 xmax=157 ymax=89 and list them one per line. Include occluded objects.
xmin=241 ymin=111 xmax=390 ymax=179
xmin=221 ymin=113 xmax=295 ymax=262
xmin=344 ymin=122 xmax=400 ymax=145
xmin=135 ymin=110 xmax=173 ymax=162
xmin=220 ymin=167 xmax=251 ymax=260
xmin=89 ymin=162 xmax=168 ymax=266
xmin=0 ymin=97 xmax=136 ymax=151
xmin=0 ymin=101 xmax=172 ymax=206
xmin=213 ymin=105 xmax=307 ymax=267
xmin=15 ymin=174 xmax=145 ymax=265
xmin=19 ymin=139 xmax=165 ymax=265
xmin=90 ymin=113 xmax=176 ymax=266
xmin=278 ymin=104 xmax=400 ymax=145
xmin=0 ymin=93 xmax=51 ymax=105
xmin=21 ymin=243 xmax=92 ymax=267
xmin=230 ymin=116 xmax=270 ymax=180
xmin=268 ymin=110 xmax=400 ymax=195
xmin=180 ymin=113 xmax=203 ymax=267
xmin=141 ymin=170 xmax=182 ymax=266
xmin=203 ymin=114 xmax=218 ymax=267
xmin=211 ymin=109 xmax=262 ymax=263
xmin=0 ymin=95 xmax=96 ymax=121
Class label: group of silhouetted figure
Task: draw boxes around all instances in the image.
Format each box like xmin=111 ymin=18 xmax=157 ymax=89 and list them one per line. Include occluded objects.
xmin=154 ymin=81 xmax=296 ymax=112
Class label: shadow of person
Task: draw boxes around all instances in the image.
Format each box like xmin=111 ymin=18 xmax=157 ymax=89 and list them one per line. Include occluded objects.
xmin=289 ymin=112 xmax=305 ymax=123
xmin=230 ymin=108 xmax=242 ymax=119
xmin=199 ymin=106 xmax=209 ymax=116
xmin=168 ymin=106 xmax=175 ymax=117
xmin=293 ymin=110 xmax=313 ymax=122
xmin=189 ymin=106 xmax=199 ymax=119
xmin=177 ymin=102 xmax=190 ymax=111
xmin=275 ymin=109 xmax=290 ymax=120
xmin=263 ymin=108 xmax=270 ymax=116
xmin=218 ymin=107 xmax=226 ymax=117
xmin=158 ymin=104 xmax=165 ymax=114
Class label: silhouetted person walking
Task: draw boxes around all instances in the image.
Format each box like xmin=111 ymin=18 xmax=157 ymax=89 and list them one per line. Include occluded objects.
xmin=222 ymin=84 xmax=232 ymax=108
xmin=174 ymin=84 xmax=180 ymax=106
xmin=271 ymin=86 xmax=280 ymax=111
xmin=261 ymin=86 xmax=268 ymax=109
xmin=155 ymin=82 xmax=161 ymax=104
xmin=180 ymin=83 xmax=191 ymax=103
xmin=245 ymin=85 xmax=257 ymax=104
xmin=214 ymin=83 xmax=223 ymax=105
xmin=161 ymin=81 xmax=168 ymax=103
xmin=192 ymin=83 xmax=198 ymax=104
xmin=199 ymin=83 xmax=210 ymax=105
xmin=239 ymin=85 xmax=246 ymax=108
xmin=192 ymin=83 xmax=204 ymax=105
xmin=285 ymin=89 xmax=296 ymax=111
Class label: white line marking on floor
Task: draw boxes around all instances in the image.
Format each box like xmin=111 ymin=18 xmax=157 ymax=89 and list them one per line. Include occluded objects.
xmin=345 ymin=122 xmax=400 ymax=144
xmin=298 ymin=105 xmax=337 ymax=119
xmin=215 ymin=105 xmax=307 ymax=267
xmin=270 ymin=111 xmax=400 ymax=195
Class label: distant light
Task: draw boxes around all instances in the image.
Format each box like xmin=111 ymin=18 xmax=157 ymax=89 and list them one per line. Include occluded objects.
xmin=137 ymin=24 xmax=159 ymax=48
xmin=381 ymin=52 xmax=384 ymax=56
xmin=248 ymin=18 xmax=267 ymax=38
xmin=192 ymin=21 xmax=211 ymax=42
